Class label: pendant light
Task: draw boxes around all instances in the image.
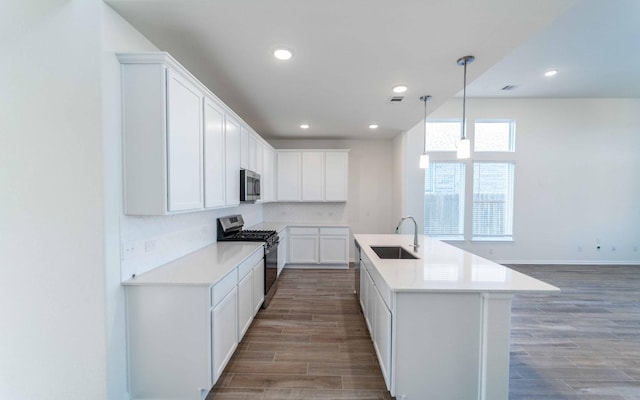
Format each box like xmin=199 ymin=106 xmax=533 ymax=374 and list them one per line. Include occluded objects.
xmin=419 ymin=95 xmax=432 ymax=169
xmin=457 ymin=55 xmax=474 ymax=159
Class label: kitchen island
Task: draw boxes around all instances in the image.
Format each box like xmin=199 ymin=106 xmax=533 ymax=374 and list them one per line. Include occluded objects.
xmin=354 ymin=234 xmax=558 ymax=400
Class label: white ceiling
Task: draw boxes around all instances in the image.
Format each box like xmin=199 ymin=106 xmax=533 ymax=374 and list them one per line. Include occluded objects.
xmin=106 ymin=0 xmax=639 ymax=140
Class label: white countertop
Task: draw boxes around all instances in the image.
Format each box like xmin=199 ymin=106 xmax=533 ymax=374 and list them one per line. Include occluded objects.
xmin=122 ymin=242 xmax=263 ymax=286
xmin=355 ymin=234 xmax=559 ymax=294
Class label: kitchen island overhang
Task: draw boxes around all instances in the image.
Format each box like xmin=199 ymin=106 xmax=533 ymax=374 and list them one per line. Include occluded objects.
xmin=354 ymin=233 xmax=559 ymax=400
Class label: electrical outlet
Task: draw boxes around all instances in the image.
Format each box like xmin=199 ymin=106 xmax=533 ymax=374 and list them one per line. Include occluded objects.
xmin=144 ymin=239 xmax=157 ymax=253
xmin=122 ymin=242 xmax=137 ymax=260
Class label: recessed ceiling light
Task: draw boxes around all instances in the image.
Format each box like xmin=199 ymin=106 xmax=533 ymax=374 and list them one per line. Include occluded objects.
xmin=544 ymin=69 xmax=558 ymax=77
xmin=273 ymin=48 xmax=293 ymax=61
xmin=300 ymin=124 xmax=310 ymax=129
xmin=392 ymin=85 xmax=408 ymax=93
xmin=368 ymin=124 xmax=379 ymax=129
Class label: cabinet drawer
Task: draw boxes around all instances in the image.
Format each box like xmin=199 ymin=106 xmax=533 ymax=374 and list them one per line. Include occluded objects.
xmin=238 ymin=249 xmax=263 ymax=279
xmin=289 ymin=227 xmax=319 ymax=235
xmin=211 ymin=270 xmax=238 ymax=308
xmin=319 ymin=227 xmax=349 ymax=236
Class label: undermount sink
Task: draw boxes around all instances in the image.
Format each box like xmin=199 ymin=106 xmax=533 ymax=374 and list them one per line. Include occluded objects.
xmin=370 ymin=246 xmax=419 ymax=260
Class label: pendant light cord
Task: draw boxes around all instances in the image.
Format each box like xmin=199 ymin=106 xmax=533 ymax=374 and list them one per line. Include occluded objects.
xmin=420 ymin=95 xmax=431 ymax=153
xmin=457 ymin=55 xmax=474 ymax=141
xmin=462 ymin=60 xmax=468 ymax=140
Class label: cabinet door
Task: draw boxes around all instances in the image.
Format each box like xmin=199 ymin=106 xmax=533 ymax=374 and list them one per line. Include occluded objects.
xmin=225 ymin=115 xmax=241 ymax=206
xmin=262 ymin=146 xmax=273 ymax=202
xmin=301 ymin=152 xmax=324 ymax=201
xmin=276 ymin=152 xmax=301 ymax=201
xmin=374 ymin=288 xmax=392 ymax=389
xmin=237 ymin=270 xmax=253 ymax=339
xmin=319 ymin=236 xmax=349 ymax=264
xmin=288 ymin=235 xmax=319 ymax=264
xmin=203 ymin=97 xmax=226 ymax=208
xmin=240 ymin=127 xmax=249 ymax=169
xmin=211 ymin=286 xmax=238 ymax=382
xmin=252 ymin=259 xmax=265 ymax=313
xmin=325 ymin=151 xmax=348 ymax=201
xmin=248 ymin=134 xmax=257 ymax=172
xmin=166 ymin=69 xmax=204 ymax=212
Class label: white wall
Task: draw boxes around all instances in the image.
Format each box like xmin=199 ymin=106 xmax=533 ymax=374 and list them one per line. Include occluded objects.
xmin=267 ymin=139 xmax=395 ymax=259
xmin=0 ymin=1 xmax=108 ymax=399
xmin=101 ymin=5 xmax=159 ymax=399
xmin=411 ymin=98 xmax=640 ymax=264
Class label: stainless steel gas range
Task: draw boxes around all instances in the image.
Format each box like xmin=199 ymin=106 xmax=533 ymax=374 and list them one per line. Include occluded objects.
xmin=217 ymin=214 xmax=279 ymax=308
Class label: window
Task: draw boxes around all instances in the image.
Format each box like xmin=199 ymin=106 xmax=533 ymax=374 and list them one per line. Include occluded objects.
xmin=423 ymin=118 xmax=516 ymax=242
xmin=424 ymin=163 xmax=465 ymax=239
xmin=425 ymin=120 xmax=462 ymax=151
xmin=474 ymin=120 xmax=515 ymax=152
xmin=473 ymin=162 xmax=514 ymax=240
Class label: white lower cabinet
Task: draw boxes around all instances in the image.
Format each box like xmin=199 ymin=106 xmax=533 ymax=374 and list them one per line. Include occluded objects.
xmin=287 ymin=226 xmax=349 ymax=268
xmin=212 ymin=285 xmax=238 ymax=383
xmin=288 ymin=227 xmax=319 ymax=264
xmin=237 ymin=268 xmax=253 ymax=340
xmin=126 ymin=248 xmax=263 ymax=400
xmin=359 ymin=253 xmax=392 ymax=391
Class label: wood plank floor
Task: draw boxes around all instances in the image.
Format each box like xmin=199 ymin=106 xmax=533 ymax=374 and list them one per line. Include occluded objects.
xmin=508 ymin=264 xmax=640 ymax=400
xmin=207 ymin=264 xmax=640 ymax=400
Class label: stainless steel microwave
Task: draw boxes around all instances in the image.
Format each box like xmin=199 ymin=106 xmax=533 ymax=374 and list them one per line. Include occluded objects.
xmin=240 ymin=169 xmax=261 ymax=202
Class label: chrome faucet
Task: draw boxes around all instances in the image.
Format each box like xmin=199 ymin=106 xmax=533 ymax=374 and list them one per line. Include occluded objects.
xmin=395 ymin=216 xmax=419 ymax=251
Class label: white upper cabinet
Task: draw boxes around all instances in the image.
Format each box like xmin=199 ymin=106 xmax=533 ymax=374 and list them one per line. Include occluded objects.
xmin=225 ymin=115 xmax=241 ymax=207
xmin=301 ymin=152 xmax=325 ymax=201
xmin=240 ymin=127 xmax=249 ymax=170
xmin=325 ymin=151 xmax=349 ymax=201
xmin=118 ymin=52 xmax=267 ymax=215
xmin=262 ymin=145 xmax=275 ymax=202
xmin=166 ymin=69 xmax=204 ymax=212
xmin=119 ymin=54 xmax=205 ymax=215
xmin=276 ymin=151 xmax=302 ymax=201
xmin=275 ymin=150 xmax=349 ymax=202
xmin=203 ymin=96 xmax=226 ymax=209
xmin=248 ymin=134 xmax=257 ymax=172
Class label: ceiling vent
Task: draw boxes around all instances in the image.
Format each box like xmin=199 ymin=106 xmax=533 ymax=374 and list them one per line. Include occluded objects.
xmin=501 ymin=85 xmax=518 ymax=91
xmin=389 ymin=95 xmax=404 ymax=103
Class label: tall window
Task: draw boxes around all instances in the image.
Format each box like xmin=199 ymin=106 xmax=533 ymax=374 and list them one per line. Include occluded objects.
xmin=473 ymin=162 xmax=514 ymax=240
xmin=423 ymin=119 xmax=516 ymax=242
xmin=424 ymin=163 xmax=465 ymax=239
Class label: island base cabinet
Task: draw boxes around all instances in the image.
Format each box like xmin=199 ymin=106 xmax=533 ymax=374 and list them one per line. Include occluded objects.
xmin=127 ymin=286 xmax=211 ymax=400
xmin=391 ymin=292 xmax=513 ymax=400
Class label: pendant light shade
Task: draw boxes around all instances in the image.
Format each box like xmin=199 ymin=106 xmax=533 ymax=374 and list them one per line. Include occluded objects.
xmin=456 ymin=55 xmax=474 ymax=159
xmin=419 ymin=95 xmax=432 ymax=169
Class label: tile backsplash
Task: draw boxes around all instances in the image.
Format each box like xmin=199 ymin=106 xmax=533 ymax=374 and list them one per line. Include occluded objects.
xmin=120 ymin=204 xmax=262 ymax=281
xmin=263 ymin=202 xmax=348 ymax=224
